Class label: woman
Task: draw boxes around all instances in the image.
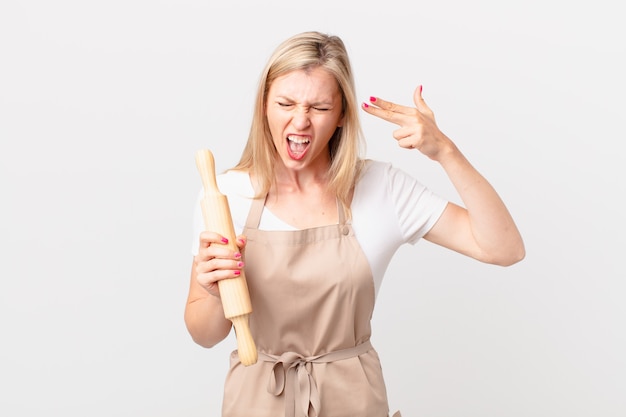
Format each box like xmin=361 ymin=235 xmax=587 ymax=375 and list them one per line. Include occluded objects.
xmin=185 ymin=31 xmax=524 ymax=417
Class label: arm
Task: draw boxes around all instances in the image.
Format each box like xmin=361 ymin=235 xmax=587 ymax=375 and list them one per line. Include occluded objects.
xmin=362 ymin=86 xmax=525 ymax=266
xmin=184 ymin=232 xmax=246 ymax=347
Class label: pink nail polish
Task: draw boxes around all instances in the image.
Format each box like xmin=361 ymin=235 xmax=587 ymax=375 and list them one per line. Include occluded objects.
xmin=363 ymin=102 xmax=369 ymax=108
xmin=221 ymin=237 xmax=229 ymax=244
xmin=419 ymin=85 xmax=423 ymax=93
xmin=234 ymin=270 xmax=241 ymax=276
xmin=369 ymin=96 xmax=376 ymax=102
xmin=237 ymin=262 xmax=244 ymax=267
xmin=235 ymin=252 xmax=242 ymax=258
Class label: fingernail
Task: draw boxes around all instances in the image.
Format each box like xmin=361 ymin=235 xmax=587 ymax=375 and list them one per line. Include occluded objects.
xmin=369 ymin=96 xmax=376 ymax=102
xmin=234 ymin=270 xmax=241 ymax=275
xmin=362 ymin=102 xmax=369 ymax=108
xmin=237 ymin=262 xmax=244 ymax=267
xmin=419 ymin=85 xmax=423 ymax=93
xmin=221 ymin=237 xmax=229 ymax=244
xmin=237 ymin=238 xmax=246 ymax=244
xmin=234 ymin=252 xmax=242 ymax=258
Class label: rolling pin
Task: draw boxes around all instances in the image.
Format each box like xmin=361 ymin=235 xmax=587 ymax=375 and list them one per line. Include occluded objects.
xmin=195 ymin=149 xmax=257 ymax=366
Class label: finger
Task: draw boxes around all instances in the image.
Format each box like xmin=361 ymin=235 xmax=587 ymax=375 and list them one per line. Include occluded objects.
xmin=412 ymin=85 xmax=423 ymax=108
xmin=369 ymin=96 xmax=416 ymax=116
xmin=195 ymin=258 xmax=244 ymax=297
xmin=392 ymin=125 xmax=419 ymax=141
xmin=362 ymin=100 xmax=414 ymax=126
xmin=198 ymin=231 xmax=230 ymax=248
xmin=198 ymin=257 xmax=244 ymax=275
xmin=198 ymin=244 xmax=242 ymax=265
xmin=412 ymin=85 xmax=435 ymax=120
xmin=236 ymin=235 xmax=247 ymax=251
xmin=397 ymin=136 xmax=421 ymax=150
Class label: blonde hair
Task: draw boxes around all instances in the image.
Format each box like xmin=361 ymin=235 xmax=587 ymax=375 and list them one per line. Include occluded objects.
xmin=232 ymin=31 xmax=365 ymax=217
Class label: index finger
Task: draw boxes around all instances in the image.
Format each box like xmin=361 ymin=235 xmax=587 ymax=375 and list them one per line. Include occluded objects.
xmin=362 ymin=96 xmax=417 ymax=125
xmin=198 ymin=231 xmax=229 ymax=248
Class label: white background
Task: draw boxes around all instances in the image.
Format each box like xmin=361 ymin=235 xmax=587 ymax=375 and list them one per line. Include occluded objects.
xmin=1 ymin=1 xmax=624 ymax=416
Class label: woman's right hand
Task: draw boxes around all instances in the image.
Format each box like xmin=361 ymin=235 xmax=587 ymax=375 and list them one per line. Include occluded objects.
xmin=193 ymin=232 xmax=246 ymax=298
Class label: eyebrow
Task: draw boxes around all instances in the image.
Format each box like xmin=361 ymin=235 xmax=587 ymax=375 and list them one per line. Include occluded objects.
xmin=274 ymin=95 xmax=334 ymax=106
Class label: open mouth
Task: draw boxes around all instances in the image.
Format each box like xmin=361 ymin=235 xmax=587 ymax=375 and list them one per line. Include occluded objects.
xmin=286 ymin=135 xmax=310 ymax=160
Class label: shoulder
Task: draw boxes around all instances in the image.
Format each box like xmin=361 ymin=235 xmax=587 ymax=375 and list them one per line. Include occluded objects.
xmin=356 ymin=159 xmax=419 ymax=192
xmin=359 ymin=159 xmax=392 ymax=177
xmin=354 ymin=158 xmax=448 ymax=244
xmin=357 ymin=159 xmax=391 ymax=187
xmin=216 ymin=169 xmax=255 ymax=199
xmin=212 ymin=170 xmax=255 ymax=234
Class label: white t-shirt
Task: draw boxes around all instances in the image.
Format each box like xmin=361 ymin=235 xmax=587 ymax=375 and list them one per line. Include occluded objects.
xmin=191 ymin=159 xmax=448 ymax=299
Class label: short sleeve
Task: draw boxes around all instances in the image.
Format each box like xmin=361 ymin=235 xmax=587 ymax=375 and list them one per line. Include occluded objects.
xmin=386 ymin=163 xmax=448 ymax=244
xmin=190 ymin=170 xmax=255 ymax=256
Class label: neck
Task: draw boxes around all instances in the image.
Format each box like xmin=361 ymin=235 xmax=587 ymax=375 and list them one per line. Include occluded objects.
xmin=273 ymin=159 xmax=331 ymax=194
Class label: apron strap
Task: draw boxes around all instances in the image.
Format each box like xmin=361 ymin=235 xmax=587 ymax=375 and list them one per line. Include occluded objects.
xmin=259 ymin=340 xmax=373 ymax=417
xmin=244 ymin=195 xmax=266 ymax=229
xmin=337 ymin=199 xmax=346 ymax=225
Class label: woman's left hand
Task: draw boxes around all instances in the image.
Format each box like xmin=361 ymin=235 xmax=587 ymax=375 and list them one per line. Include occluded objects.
xmin=362 ymin=85 xmax=454 ymax=162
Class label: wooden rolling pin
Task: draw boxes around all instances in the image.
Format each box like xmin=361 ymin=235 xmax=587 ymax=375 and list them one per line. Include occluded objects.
xmin=195 ymin=149 xmax=257 ymax=366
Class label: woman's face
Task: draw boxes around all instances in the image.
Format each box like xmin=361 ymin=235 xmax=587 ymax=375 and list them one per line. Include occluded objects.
xmin=265 ymin=67 xmax=344 ymax=173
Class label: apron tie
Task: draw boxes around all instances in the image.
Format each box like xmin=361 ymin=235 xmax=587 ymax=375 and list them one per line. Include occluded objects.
xmin=259 ymin=340 xmax=373 ymax=417
xmin=267 ymin=351 xmax=321 ymax=417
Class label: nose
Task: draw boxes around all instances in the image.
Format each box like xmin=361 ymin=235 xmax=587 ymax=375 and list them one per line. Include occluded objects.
xmin=292 ymin=107 xmax=311 ymax=130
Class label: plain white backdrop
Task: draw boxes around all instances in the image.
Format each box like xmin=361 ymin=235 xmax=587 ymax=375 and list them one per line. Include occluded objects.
xmin=1 ymin=1 xmax=624 ymax=416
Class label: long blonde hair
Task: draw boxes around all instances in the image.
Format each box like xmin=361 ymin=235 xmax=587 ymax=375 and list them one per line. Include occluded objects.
xmin=232 ymin=31 xmax=365 ymax=217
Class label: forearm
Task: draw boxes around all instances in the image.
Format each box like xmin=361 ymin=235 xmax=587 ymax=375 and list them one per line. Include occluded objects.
xmin=184 ymin=264 xmax=233 ymax=347
xmin=185 ymin=296 xmax=232 ymax=348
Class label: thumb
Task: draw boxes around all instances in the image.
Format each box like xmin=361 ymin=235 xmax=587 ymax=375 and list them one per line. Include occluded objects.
xmin=413 ymin=85 xmax=435 ymax=120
